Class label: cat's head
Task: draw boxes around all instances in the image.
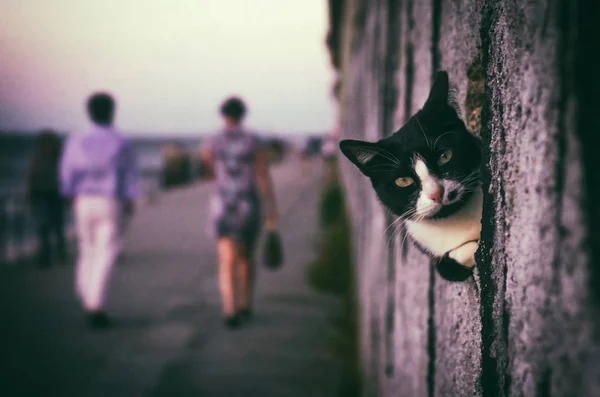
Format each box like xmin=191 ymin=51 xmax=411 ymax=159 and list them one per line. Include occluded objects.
xmin=340 ymin=71 xmax=481 ymax=221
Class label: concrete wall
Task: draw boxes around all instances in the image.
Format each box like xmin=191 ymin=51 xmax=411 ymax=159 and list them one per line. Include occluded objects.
xmin=327 ymin=0 xmax=600 ymax=396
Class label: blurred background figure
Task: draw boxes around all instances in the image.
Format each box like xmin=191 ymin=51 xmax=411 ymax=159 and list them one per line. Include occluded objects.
xmin=300 ymin=135 xmax=323 ymax=173
xmin=321 ymin=128 xmax=338 ymax=163
xmin=161 ymin=141 xmax=193 ymax=189
xmin=201 ymin=97 xmax=279 ymax=329
xmin=60 ymin=92 xmax=138 ymax=330
xmin=26 ymin=129 xmax=67 ymax=268
xmin=321 ymin=127 xmax=339 ymax=183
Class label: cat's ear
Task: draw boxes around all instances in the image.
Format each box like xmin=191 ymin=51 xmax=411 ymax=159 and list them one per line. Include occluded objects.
xmin=423 ymin=70 xmax=450 ymax=111
xmin=339 ymin=139 xmax=381 ymax=176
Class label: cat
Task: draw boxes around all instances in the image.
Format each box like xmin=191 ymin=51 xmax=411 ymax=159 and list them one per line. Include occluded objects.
xmin=339 ymin=71 xmax=482 ymax=282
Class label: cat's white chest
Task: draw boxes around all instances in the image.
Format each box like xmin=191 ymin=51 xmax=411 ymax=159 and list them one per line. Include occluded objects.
xmin=405 ymin=187 xmax=483 ymax=256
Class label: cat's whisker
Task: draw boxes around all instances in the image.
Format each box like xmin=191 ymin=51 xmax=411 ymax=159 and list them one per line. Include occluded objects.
xmin=399 ymin=225 xmax=413 ymax=252
xmin=453 ymin=180 xmax=480 ymax=190
xmin=457 ymin=175 xmax=480 ymax=184
xmin=386 ymin=221 xmax=405 ymax=249
xmin=355 ymin=145 xmax=401 ymax=165
xmin=459 ymin=184 xmax=482 ymax=193
xmin=383 ymin=208 xmax=426 ymax=249
xmin=458 ymin=184 xmax=478 ymax=191
xmin=385 ymin=224 xmax=398 ymax=248
xmin=401 ymin=207 xmax=420 ymax=220
xmin=401 ymin=208 xmax=418 ymax=219
xmin=368 ymin=166 xmax=402 ymax=172
xmin=454 ymin=176 xmax=479 ymax=184
xmin=458 ymin=172 xmax=480 ymax=179
xmin=458 ymin=171 xmax=481 ymax=180
xmin=383 ymin=215 xmax=404 ymax=238
xmin=413 ymin=115 xmax=432 ymax=150
xmin=411 ymin=203 xmax=440 ymax=219
xmin=370 ymin=146 xmax=403 ymax=165
xmin=368 ymin=170 xmax=402 ymax=174
xmin=369 ymin=162 xmax=404 ymax=170
xmin=369 ymin=164 xmax=400 ymax=169
xmin=433 ymin=131 xmax=458 ymax=149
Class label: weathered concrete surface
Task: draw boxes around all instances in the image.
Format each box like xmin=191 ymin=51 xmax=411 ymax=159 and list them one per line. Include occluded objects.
xmin=0 ymin=159 xmax=342 ymax=397
xmin=328 ymin=0 xmax=600 ymax=396
xmin=478 ymin=2 xmax=600 ymax=396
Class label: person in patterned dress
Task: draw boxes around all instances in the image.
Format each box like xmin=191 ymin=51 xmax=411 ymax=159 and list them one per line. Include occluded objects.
xmin=201 ymin=97 xmax=279 ymax=329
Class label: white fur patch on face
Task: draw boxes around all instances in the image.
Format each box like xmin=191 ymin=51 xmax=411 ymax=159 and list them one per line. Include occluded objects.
xmin=414 ymin=158 xmax=443 ymax=217
xmin=413 ymin=159 xmax=430 ymax=181
xmin=413 ymin=158 xmax=465 ymax=217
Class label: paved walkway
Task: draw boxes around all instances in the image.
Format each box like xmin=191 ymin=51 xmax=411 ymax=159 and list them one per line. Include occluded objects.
xmin=0 ymin=159 xmax=342 ymax=397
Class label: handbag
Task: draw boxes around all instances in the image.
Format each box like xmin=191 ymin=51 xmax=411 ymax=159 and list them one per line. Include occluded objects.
xmin=263 ymin=230 xmax=284 ymax=270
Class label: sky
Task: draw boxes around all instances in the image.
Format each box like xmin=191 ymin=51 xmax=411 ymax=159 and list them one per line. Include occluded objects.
xmin=0 ymin=0 xmax=336 ymax=135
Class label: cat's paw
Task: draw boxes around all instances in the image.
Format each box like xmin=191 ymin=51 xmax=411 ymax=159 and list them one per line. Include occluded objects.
xmin=434 ymin=254 xmax=473 ymax=282
xmin=434 ymin=241 xmax=478 ymax=282
xmin=448 ymin=240 xmax=479 ymax=267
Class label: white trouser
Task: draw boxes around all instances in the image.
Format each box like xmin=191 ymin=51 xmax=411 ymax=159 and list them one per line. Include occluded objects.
xmin=74 ymin=195 xmax=119 ymax=312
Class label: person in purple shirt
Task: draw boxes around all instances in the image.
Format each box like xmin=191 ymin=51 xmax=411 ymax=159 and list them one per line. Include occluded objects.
xmin=60 ymin=92 xmax=137 ymax=329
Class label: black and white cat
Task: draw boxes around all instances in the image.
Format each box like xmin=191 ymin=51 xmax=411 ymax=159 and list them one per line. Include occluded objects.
xmin=339 ymin=71 xmax=482 ymax=281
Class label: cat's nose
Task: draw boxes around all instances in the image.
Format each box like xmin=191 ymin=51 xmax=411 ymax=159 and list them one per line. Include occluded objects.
xmin=428 ymin=187 xmax=444 ymax=203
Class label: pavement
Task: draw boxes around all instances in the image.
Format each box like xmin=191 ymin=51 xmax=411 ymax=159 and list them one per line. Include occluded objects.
xmin=0 ymin=158 xmax=342 ymax=397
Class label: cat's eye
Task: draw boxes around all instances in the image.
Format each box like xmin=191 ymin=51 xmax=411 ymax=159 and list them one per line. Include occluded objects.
xmin=395 ymin=177 xmax=414 ymax=188
xmin=438 ymin=149 xmax=453 ymax=165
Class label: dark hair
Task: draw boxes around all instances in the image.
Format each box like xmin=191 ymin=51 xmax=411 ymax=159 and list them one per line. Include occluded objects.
xmin=87 ymin=92 xmax=115 ymax=125
xmin=220 ymin=96 xmax=247 ymax=121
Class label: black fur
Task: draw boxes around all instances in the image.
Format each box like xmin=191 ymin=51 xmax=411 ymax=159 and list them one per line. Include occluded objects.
xmin=339 ymin=71 xmax=482 ymax=282
xmin=435 ymin=253 xmax=474 ymax=282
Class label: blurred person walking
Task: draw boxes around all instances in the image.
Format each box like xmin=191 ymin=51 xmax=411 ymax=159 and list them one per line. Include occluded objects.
xmin=60 ymin=93 xmax=138 ymax=329
xmin=321 ymin=129 xmax=339 ymax=183
xmin=201 ymin=97 xmax=279 ymax=329
xmin=26 ymin=130 xmax=68 ymax=268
